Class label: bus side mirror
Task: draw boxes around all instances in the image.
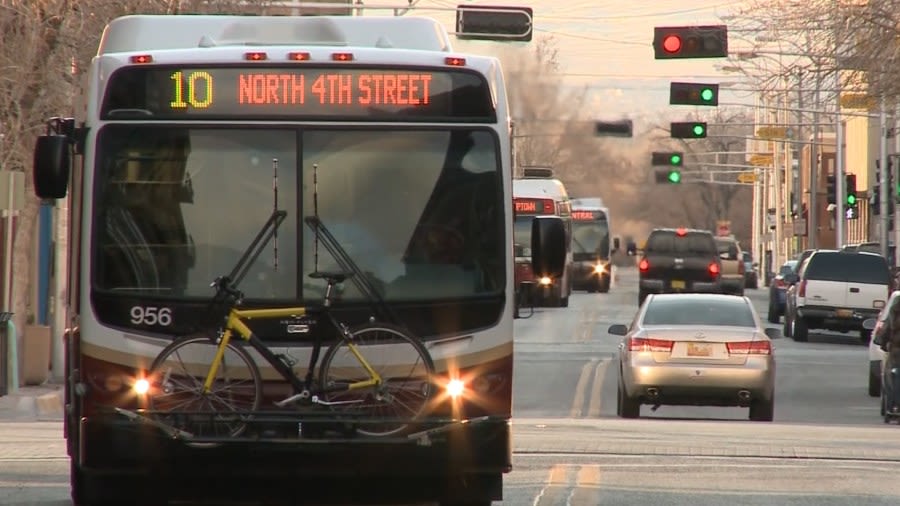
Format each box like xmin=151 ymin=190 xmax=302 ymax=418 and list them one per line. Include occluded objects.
xmin=531 ymin=216 xmax=566 ymax=279
xmin=34 ymin=134 xmax=70 ymax=199
xmin=613 ymin=237 xmax=621 ymax=251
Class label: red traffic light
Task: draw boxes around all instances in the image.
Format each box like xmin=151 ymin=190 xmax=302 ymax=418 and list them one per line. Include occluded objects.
xmin=662 ymin=35 xmax=682 ymax=54
xmin=653 ymin=25 xmax=728 ymax=59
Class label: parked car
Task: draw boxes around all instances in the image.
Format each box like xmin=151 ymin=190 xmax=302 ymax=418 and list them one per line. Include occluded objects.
xmin=867 ymin=291 xmax=898 ymax=399
xmin=767 ymin=260 xmax=798 ymax=323
xmin=609 ymin=293 xmax=778 ymax=422
xmin=783 ymin=250 xmax=891 ymax=343
xmin=743 ymin=251 xmax=759 ymax=289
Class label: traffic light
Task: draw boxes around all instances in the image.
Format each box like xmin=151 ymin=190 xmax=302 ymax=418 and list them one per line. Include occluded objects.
xmin=594 ymin=119 xmax=633 ymax=137
xmin=826 ymin=175 xmax=836 ymax=205
xmin=653 ymin=25 xmax=728 ymax=59
xmin=671 ymin=122 xmax=707 ymax=139
xmin=873 ymin=169 xmax=881 ymax=215
xmin=845 ymin=174 xmax=857 ymax=208
xmin=456 ymin=5 xmax=534 ymax=42
xmin=670 ymin=82 xmax=719 ymax=106
xmin=654 ymin=169 xmax=682 ymax=184
xmin=651 ymin=151 xmax=683 ymax=167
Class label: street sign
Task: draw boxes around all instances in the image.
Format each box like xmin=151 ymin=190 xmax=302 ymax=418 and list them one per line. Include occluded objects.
xmin=737 ymin=172 xmax=757 ymax=183
xmin=840 ymin=93 xmax=875 ymax=110
xmin=755 ymin=126 xmax=787 ymax=139
xmin=749 ymin=154 xmax=773 ymax=167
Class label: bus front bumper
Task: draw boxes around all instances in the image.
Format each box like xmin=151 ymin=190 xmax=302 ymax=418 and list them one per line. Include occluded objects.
xmin=76 ymin=410 xmax=511 ymax=503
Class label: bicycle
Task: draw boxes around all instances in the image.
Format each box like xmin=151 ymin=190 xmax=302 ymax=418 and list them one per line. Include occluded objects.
xmin=145 ymin=271 xmax=435 ymax=438
xmin=143 ymin=210 xmax=435 ymax=439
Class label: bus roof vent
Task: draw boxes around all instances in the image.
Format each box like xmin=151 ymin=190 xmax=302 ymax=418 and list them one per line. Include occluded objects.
xmin=522 ymin=167 xmax=554 ymax=179
xmin=98 ymin=15 xmax=452 ymax=54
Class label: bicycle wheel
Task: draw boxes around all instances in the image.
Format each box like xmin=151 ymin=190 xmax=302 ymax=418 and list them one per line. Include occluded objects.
xmin=318 ymin=322 xmax=435 ymax=437
xmin=147 ymin=333 xmax=262 ymax=438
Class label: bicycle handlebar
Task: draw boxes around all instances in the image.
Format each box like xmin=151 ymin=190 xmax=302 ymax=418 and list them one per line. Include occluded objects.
xmin=211 ymin=276 xmax=244 ymax=303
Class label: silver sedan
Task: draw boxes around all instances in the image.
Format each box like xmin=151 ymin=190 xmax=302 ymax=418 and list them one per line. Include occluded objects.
xmin=608 ymin=293 xmax=778 ymax=421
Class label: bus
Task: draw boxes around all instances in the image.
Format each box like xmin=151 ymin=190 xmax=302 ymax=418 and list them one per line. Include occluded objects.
xmin=32 ymin=11 xmax=564 ymax=506
xmin=512 ymin=168 xmax=574 ymax=307
xmin=570 ymin=197 xmax=618 ymax=293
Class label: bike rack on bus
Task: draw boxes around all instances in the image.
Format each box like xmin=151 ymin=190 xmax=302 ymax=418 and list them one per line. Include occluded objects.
xmin=113 ymin=407 xmax=494 ymax=448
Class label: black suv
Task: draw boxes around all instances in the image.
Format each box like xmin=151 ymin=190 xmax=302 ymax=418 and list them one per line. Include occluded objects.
xmin=637 ymin=228 xmax=723 ymax=305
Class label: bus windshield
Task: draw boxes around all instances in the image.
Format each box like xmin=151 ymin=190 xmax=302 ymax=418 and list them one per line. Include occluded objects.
xmin=513 ymin=216 xmax=534 ymax=257
xmin=93 ymin=126 xmax=504 ymax=302
xmin=571 ymin=219 xmax=609 ymax=257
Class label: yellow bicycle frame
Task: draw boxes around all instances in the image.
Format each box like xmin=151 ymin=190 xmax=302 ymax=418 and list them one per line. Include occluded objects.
xmin=201 ymin=305 xmax=383 ymax=394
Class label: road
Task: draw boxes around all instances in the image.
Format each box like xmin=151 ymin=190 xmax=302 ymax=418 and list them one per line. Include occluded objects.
xmin=3 ymin=266 xmax=900 ymax=505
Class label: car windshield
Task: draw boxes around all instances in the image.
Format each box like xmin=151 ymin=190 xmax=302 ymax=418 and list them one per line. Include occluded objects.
xmin=645 ymin=231 xmax=715 ymax=255
xmin=779 ymin=261 xmax=797 ymax=275
xmin=642 ymin=297 xmax=757 ymax=327
xmin=802 ymin=252 xmax=890 ymax=284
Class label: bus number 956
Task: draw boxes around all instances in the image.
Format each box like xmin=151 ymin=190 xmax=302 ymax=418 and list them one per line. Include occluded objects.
xmin=130 ymin=306 xmax=173 ymax=326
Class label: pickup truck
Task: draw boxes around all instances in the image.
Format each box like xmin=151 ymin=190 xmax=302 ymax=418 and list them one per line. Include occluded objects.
xmin=637 ymin=228 xmax=724 ymax=305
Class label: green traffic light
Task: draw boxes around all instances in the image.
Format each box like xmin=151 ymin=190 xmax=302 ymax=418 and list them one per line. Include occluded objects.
xmin=700 ymin=88 xmax=714 ymax=102
xmin=692 ymin=124 xmax=705 ymax=136
xmin=670 ymin=154 xmax=682 ymax=165
xmin=847 ymin=194 xmax=856 ymax=206
xmin=668 ymin=170 xmax=681 ymax=183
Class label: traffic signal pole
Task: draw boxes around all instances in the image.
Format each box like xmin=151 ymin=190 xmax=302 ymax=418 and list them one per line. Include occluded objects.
xmin=880 ymin=95 xmax=890 ymax=260
xmin=835 ymin=114 xmax=844 ymax=248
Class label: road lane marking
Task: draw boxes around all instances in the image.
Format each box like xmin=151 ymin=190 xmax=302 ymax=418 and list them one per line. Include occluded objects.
xmin=586 ymin=360 xmax=610 ymax=418
xmin=567 ymin=466 xmax=602 ymax=506
xmin=531 ymin=464 xmax=572 ymax=506
xmin=570 ymin=359 xmax=599 ymax=417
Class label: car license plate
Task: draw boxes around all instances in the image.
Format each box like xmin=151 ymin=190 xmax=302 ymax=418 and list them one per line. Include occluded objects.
xmin=836 ymin=309 xmax=852 ymax=318
xmin=687 ymin=342 xmax=711 ymax=357
xmin=671 ymin=280 xmax=686 ymax=289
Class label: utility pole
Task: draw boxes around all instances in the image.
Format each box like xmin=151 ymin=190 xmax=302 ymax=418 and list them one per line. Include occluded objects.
xmin=795 ymin=68 xmax=805 ymax=249
xmin=880 ymin=95 xmax=889 ymax=260
xmin=809 ymin=68 xmax=821 ymax=249
xmin=893 ymin=103 xmax=900 ymax=266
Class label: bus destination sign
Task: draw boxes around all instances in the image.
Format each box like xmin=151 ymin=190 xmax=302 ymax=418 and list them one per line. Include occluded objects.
xmin=102 ymin=66 xmax=496 ymax=122
xmin=514 ymin=198 xmax=552 ymax=215
xmin=572 ymin=210 xmax=606 ymax=220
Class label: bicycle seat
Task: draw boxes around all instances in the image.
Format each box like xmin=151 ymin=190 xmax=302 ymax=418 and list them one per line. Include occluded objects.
xmin=309 ymin=271 xmax=354 ymax=283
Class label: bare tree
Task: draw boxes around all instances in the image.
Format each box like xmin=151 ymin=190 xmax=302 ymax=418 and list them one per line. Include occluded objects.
xmin=0 ymin=0 xmax=266 ymax=383
xmin=723 ymin=0 xmax=900 ymax=104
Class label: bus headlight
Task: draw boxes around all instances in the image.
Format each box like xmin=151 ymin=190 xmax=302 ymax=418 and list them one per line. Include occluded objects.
xmin=593 ymin=263 xmax=607 ymax=274
xmin=538 ymin=276 xmax=552 ymax=286
xmin=133 ymin=378 xmax=151 ymax=396
xmin=446 ymin=379 xmax=465 ymax=398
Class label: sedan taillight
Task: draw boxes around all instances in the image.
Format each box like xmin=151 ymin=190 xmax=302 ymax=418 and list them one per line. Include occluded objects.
xmin=628 ymin=337 xmax=673 ymax=352
xmin=726 ymin=341 xmax=771 ymax=355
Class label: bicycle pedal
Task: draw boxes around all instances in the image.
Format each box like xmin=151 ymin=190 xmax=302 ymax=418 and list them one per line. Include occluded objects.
xmin=274 ymin=392 xmax=310 ymax=407
xmin=311 ymin=397 xmax=364 ymax=407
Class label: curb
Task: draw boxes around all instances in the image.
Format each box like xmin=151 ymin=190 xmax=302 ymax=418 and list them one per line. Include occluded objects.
xmin=0 ymin=386 xmax=64 ymax=420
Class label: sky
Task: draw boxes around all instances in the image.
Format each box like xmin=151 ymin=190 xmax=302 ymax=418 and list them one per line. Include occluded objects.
xmin=389 ymin=0 xmax=760 ymax=120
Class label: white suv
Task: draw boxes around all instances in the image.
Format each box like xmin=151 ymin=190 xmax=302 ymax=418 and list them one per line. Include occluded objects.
xmin=785 ymin=250 xmax=890 ymax=343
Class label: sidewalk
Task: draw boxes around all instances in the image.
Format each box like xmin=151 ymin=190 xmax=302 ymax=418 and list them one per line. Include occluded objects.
xmin=0 ymin=383 xmax=64 ymax=421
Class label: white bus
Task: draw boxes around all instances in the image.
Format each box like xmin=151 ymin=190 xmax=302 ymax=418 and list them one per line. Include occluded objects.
xmin=513 ymin=168 xmax=574 ymax=307
xmin=570 ymin=197 xmax=618 ymax=293
xmin=32 ymin=11 xmax=564 ymax=506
